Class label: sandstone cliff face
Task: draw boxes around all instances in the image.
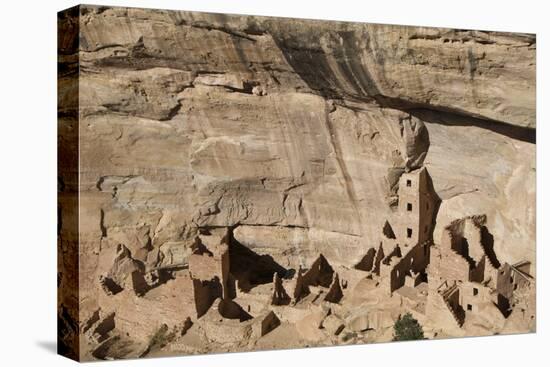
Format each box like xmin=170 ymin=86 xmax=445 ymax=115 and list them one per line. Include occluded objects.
xmin=59 ymin=6 xmax=535 ymax=335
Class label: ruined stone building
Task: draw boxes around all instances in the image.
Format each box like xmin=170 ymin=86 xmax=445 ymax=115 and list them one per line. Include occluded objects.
xmin=426 ymin=215 xmax=534 ymax=328
xmin=188 ymin=229 xmax=231 ymax=317
xmin=496 ymin=260 xmax=533 ymax=302
xmin=184 ymin=227 xmax=347 ymax=344
xmin=371 ymin=167 xmax=440 ymax=295
xmin=350 ymin=165 xmax=535 ymax=334
xmin=87 ymin=161 xmax=534 ymax=358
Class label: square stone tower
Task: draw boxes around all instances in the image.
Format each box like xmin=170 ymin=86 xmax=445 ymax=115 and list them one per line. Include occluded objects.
xmin=395 ymin=167 xmax=438 ymax=247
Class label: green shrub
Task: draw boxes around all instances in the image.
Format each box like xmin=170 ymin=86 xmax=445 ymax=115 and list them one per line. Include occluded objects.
xmin=393 ymin=313 xmax=425 ymax=341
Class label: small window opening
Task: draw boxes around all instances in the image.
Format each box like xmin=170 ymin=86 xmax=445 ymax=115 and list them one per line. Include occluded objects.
xmin=407 ymin=203 xmax=413 ymax=211
xmin=467 ymin=304 xmax=472 ymax=311
xmin=473 ymin=288 xmax=478 ymax=296
xmin=407 ymin=228 xmax=413 ymax=238
xmin=510 ymin=277 xmax=514 ymax=284
xmin=406 ymin=179 xmax=412 ymax=187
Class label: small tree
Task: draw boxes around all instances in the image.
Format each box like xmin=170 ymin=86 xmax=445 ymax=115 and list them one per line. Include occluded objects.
xmin=393 ymin=312 xmax=424 ymax=341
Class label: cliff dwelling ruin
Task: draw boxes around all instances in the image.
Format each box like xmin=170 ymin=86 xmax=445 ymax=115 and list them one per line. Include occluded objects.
xmin=58 ymin=5 xmax=536 ymax=361
xmin=71 ymin=160 xmax=535 ymax=360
